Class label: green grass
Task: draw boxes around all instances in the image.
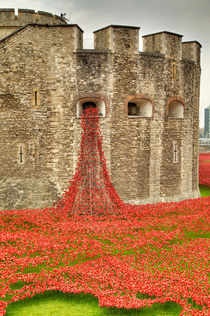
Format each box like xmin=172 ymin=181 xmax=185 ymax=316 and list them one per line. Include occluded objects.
xmin=199 ymin=185 xmax=210 ymax=197
xmin=5 ymin=291 xmax=182 ymax=316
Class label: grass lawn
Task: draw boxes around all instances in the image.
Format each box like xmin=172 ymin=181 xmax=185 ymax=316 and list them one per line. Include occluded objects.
xmin=200 ymin=185 xmax=210 ymax=197
xmin=2 ymin=188 xmax=209 ymax=316
xmin=5 ymin=291 xmax=182 ymax=316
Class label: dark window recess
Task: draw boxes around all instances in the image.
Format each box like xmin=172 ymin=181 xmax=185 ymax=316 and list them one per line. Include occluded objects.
xmin=34 ymin=91 xmax=38 ymax=106
xmin=128 ymin=102 xmax=139 ymax=115
xmin=172 ymin=64 xmax=176 ymax=79
xmin=82 ymin=102 xmax=96 ymax=111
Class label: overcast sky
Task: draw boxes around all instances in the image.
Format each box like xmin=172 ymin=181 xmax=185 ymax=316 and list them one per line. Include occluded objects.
xmin=1 ymin=0 xmax=209 ymax=127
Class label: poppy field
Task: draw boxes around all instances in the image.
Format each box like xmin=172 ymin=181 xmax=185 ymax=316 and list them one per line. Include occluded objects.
xmin=0 ymin=198 xmax=209 ymax=316
xmin=0 ymin=109 xmax=210 ymax=315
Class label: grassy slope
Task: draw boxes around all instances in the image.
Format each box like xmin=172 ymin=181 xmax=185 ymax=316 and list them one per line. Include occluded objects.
xmin=5 ymin=186 xmax=209 ymax=316
xmin=5 ymin=291 xmax=181 ymax=316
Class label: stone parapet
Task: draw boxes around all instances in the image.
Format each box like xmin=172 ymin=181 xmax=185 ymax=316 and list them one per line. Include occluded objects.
xmin=182 ymin=41 xmax=201 ymax=64
xmin=0 ymin=8 xmax=67 ymax=40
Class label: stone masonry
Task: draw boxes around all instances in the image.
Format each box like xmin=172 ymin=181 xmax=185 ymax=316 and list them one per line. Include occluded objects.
xmin=0 ymin=9 xmax=201 ymax=210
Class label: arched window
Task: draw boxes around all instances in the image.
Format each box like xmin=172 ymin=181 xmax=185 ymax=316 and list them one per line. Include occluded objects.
xmin=168 ymin=100 xmax=184 ymax=118
xmin=127 ymin=98 xmax=153 ymax=117
xmin=76 ymin=97 xmax=105 ymax=117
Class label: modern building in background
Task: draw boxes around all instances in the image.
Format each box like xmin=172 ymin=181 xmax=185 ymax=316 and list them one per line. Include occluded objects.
xmin=204 ymin=105 xmax=210 ymax=138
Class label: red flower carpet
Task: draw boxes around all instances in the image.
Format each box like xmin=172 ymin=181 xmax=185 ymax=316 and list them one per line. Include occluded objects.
xmin=0 ymin=108 xmax=209 ymax=315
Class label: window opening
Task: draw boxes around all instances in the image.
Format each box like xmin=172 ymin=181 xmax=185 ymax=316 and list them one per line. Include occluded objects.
xmin=127 ymin=99 xmax=152 ymax=117
xmin=173 ymin=142 xmax=178 ymax=163
xmin=82 ymin=102 xmax=96 ymax=111
xmin=168 ymin=100 xmax=184 ymax=118
xmin=32 ymin=88 xmax=40 ymax=108
xmin=76 ymin=98 xmax=105 ymax=117
xmin=34 ymin=91 xmax=38 ymax=106
xmin=128 ymin=102 xmax=138 ymax=115
xmin=19 ymin=146 xmax=23 ymax=163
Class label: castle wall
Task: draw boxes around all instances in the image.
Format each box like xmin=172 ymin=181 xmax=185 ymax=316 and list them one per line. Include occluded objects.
xmin=108 ymin=27 xmax=145 ymax=201
xmin=141 ymin=32 xmax=201 ymax=202
xmin=0 ymin=24 xmax=83 ymax=210
xmin=92 ymin=26 xmax=200 ymax=203
xmin=0 ymin=22 xmax=201 ymax=210
xmin=108 ymin=27 xmax=164 ymax=201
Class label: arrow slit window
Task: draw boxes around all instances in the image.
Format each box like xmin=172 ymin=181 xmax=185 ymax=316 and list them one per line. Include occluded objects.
xmin=173 ymin=141 xmax=178 ymax=163
xmin=32 ymin=88 xmax=40 ymax=108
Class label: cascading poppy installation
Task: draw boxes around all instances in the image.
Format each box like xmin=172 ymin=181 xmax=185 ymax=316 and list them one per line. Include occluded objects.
xmin=56 ymin=106 xmax=125 ymax=217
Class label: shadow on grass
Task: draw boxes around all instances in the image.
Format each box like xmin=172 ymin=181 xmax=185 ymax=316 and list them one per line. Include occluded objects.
xmin=5 ymin=290 xmax=182 ymax=316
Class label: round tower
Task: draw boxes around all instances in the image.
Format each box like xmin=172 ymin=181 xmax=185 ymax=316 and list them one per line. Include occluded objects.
xmin=0 ymin=8 xmax=67 ymax=40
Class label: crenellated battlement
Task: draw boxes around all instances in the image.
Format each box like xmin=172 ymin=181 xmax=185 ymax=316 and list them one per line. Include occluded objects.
xmin=142 ymin=31 xmax=201 ymax=63
xmin=93 ymin=26 xmax=201 ymax=63
xmin=0 ymin=8 xmax=67 ymax=40
xmin=0 ymin=8 xmax=66 ymax=25
xmin=0 ymin=9 xmax=201 ymax=64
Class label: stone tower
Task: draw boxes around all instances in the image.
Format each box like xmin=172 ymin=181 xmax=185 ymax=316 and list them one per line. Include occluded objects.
xmin=0 ymin=8 xmax=67 ymax=39
xmin=0 ymin=9 xmax=201 ymax=210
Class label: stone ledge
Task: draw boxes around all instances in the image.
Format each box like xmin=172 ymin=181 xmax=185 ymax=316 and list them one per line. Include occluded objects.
xmin=75 ymin=49 xmax=112 ymax=54
xmin=128 ymin=116 xmax=152 ymax=119
xmin=125 ymin=191 xmax=200 ymax=205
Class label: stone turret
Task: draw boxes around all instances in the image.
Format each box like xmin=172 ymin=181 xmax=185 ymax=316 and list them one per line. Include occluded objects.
xmin=94 ymin=25 xmax=140 ymax=54
xmin=142 ymin=31 xmax=183 ymax=59
xmin=0 ymin=8 xmax=67 ymax=40
xmin=182 ymin=41 xmax=201 ymax=64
